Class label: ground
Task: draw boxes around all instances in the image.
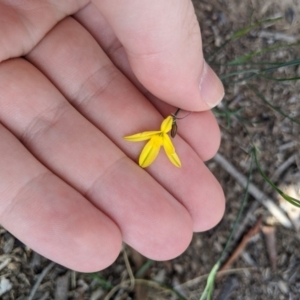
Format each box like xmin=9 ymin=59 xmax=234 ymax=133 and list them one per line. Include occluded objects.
xmin=1 ymin=0 xmax=300 ymax=299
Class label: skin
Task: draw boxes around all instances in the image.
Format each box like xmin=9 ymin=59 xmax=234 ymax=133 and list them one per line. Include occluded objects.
xmin=0 ymin=0 xmax=225 ymax=272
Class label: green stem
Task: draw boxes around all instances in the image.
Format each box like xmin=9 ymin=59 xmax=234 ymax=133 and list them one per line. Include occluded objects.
xmin=199 ymin=153 xmax=254 ymax=300
xmin=174 ymin=108 xmax=181 ymax=117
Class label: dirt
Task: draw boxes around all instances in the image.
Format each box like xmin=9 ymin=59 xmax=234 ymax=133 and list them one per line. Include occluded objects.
xmin=1 ymin=0 xmax=300 ymax=299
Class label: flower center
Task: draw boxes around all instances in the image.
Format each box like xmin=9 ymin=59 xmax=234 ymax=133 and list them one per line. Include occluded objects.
xmin=152 ymin=135 xmax=163 ymax=148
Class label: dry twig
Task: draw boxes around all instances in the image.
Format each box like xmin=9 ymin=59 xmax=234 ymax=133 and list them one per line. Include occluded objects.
xmin=176 ymin=267 xmax=257 ymax=289
xmin=28 ymin=261 xmax=55 ymax=300
xmin=271 ymin=155 xmax=296 ymax=182
xmin=215 ymin=277 xmax=239 ymax=300
xmin=103 ymin=279 xmax=177 ymax=300
xmin=220 ymin=217 xmax=262 ymax=271
xmin=0 ymin=257 xmax=12 ymax=272
xmin=213 ymin=153 xmax=292 ymax=228
xmin=122 ymin=245 xmax=135 ymax=291
xmin=262 ymin=226 xmax=277 ymax=270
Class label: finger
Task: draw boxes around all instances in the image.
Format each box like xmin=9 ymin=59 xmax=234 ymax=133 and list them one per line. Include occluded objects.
xmin=0 ymin=0 xmax=88 ymax=62
xmin=75 ymin=5 xmax=221 ymax=161
xmin=74 ymin=3 xmax=142 ymax=91
xmin=0 ymin=57 xmax=193 ymax=260
xmin=147 ymin=96 xmax=221 ymax=161
xmin=26 ymin=17 xmax=225 ymax=231
xmin=0 ymin=124 xmax=121 ymax=272
xmin=89 ymin=0 xmax=224 ymax=111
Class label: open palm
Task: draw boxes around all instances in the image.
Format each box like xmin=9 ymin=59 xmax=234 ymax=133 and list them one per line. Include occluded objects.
xmin=0 ymin=0 xmax=225 ymax=271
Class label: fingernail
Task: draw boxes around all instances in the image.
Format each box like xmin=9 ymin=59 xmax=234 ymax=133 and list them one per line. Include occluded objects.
xmin=199 ymin=61 xmax=224 ymax=108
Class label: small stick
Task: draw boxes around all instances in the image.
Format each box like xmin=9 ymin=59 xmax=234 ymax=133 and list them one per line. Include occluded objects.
xmin=271 ymin=154 xmax=296 ymax=182
xmin=258 ymin=31 xmax=296 ymax=43
xmin=232 ymin=201 xmax=260 ymax=245
xmin=215 ymin=277 xmax=239 ymax=300
xmin=122 ymin=245 xmax=135 ymax=291
xmin=173 ymin=108 xmax=181 ymax=117
xmin=220 ymin=217 xmax=262 ymax=271
xmin=261 ymin=226 xmax=277 ymax=270
xmin=0 ymin=257 xmax=11 ymax=272
xmin=28 ymin=261 xmax=55 ymax=300
xmin=213 ymin=153 xmax=292 ymax=228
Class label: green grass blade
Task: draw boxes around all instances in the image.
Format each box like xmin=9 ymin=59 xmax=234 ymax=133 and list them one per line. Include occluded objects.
xmin=213 ymin=107 xmax=244 ymax=128
xmin=253 ymin=147 xmax=300 ymax=207
xmin=228 ymin=42 xmax=300 ymax=65
xmin=220 ymin=69 xmax=259 ymax=80
xmin=89 ymin=273 xmax=113 ymax=289
xmin=230 ymin=17 xmax=282 ymax=39
xmin=228 ymin=49 xmax=271 ymax=65
xmin=208 ymin=17 xmax=282 ymax=62
xmin=221 ymin=58 xmax=300 ymax=82
xmin=199 ymin=262 xmax=220 ymax=300
xmin=248 ymin=84 xmax=300 ymax=126
xmin=259 ymin=74 xmax=300 ymax=81
xmin=135 ymin=259 xmax=153 ymax=278
xmin=260 ymin=58 xmax=300 ymax=73
xmin=199 ymin=154 xmax=253 ymax=300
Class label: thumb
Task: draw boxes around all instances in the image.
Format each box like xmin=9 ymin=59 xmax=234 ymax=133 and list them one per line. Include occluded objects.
xmin=92 ymin=0 xmax=224 ymax=111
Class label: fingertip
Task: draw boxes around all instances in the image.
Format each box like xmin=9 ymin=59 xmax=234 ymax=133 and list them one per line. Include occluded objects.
xmin=174 ymin=110 xmax=221 ymax=162
xmin=193 ymin=178 xmax=225 ymax=232
xmin=126 ymin=200 xmax=194 ymax=261
xmin=160 ymin=148 xmax=225 ymax=233
xmin=199 ymin=61 xmax=225 ymax=109
xmin=67 ymin=223 xmax=123 ymax=273
xmin=198 ymin=111 xmax=221 ymax=161
xmin=91 ymin=0 xmax=210 ymax=111
xmin=140 ymin=215 xmax=194 ymax=261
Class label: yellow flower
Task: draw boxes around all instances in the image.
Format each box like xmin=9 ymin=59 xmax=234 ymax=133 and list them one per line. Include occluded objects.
xmin=124 ymin=116 xmax=181 ymax=168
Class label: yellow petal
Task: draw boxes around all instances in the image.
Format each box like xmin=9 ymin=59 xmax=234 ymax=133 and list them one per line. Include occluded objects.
xmin=139 ymin=135 xmax=163 ymax=168
xmin=160 ymin=116 xmax=173 ymax=133
xmin=166 ymin=151 xmax=181 ymax=167
xmin=124 ymin=131 xmax=161 ymax=142
xmin=163 ymin=134 xmax=181 ymax=167
xmin=162 ymin=133 xmax=175 ymax=154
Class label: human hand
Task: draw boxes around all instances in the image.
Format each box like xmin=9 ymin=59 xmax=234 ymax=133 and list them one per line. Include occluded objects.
xmin=0 ymin=0 xmax=225 ymax=271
